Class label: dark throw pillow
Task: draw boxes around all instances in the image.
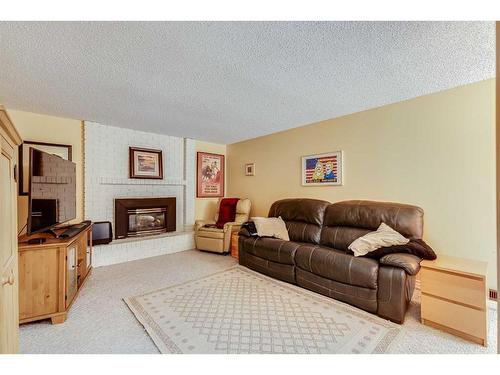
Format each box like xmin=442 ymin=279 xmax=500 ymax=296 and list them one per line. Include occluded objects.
xmin=362 ymin=239 xmax=437 ymax=260
xmin=240 ymin=221 xmax=258 ymax=236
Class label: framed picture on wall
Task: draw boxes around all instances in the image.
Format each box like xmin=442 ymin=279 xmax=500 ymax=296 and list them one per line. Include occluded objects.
xmin=197 ymin=152 xmax=224 ymax=197
xmin=19 ymin=141 xmax=73 ymax=195
xmin=129 ymin=147 xmax=164 ymax=179
xmin=301 ymin=151 xmax=343 ymax=186
xmin=245 ymin=163 xmax=255 ymax=176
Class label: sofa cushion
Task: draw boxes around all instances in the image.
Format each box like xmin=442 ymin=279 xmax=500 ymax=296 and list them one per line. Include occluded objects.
xmin=320 ymin=226 xmax=372 ymax=251
xmin=296 ymin=268 xmax=378 ymax=313
xmin=320 ymin=200 xmax=424 ymax=250
xmin=323 ymin=200 xmax=424 ymax=238
xmin=239 ymin=251 xmax=296 ymax=284
xmin=268 ymin=198 xmax=330 ymax=244
xmin=295 ymin=245 xmax=379 ymax=289
xmin=239 ymin=236 xmax=301 ymax=265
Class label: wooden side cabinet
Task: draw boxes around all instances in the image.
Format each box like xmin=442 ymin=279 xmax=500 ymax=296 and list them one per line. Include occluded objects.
xmin=18 ymin=226 xmax=93 ymax=324
xmin=420 ymin=255 xmax=488 ymax=346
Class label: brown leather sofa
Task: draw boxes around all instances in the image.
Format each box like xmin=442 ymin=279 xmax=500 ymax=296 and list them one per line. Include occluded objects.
xmin=238 ymin=198 xmax=424 ymax=324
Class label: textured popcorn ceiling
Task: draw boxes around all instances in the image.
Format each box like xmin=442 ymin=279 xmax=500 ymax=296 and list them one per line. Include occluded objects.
xmin=0 ymin=22 xmax=495 ymax=144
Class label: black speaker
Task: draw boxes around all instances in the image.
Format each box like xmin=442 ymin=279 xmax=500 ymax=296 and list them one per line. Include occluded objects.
xmin=92 ymin=221 xmax=113 ymax=245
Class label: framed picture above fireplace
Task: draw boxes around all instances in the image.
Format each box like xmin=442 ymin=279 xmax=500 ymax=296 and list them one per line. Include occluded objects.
xmin=129 ymin=147 xmax=163 ymax=179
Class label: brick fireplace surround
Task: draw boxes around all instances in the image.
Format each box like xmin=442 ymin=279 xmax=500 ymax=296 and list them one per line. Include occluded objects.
xmin=84 ymin=121 xmax=195 ymax=267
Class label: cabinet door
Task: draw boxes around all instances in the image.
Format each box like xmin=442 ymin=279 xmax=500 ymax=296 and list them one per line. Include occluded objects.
xmin=0 ymin=133 xmax=19 ymax=353
xmin=18 ymin=247 xmax=60 ymax=320
xmin=66 ymin=244 xmax=78 ymax=308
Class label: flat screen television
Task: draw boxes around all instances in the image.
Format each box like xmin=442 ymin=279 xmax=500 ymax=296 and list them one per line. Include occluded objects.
xmin=27 ymin=147 xmax=77 ymax=235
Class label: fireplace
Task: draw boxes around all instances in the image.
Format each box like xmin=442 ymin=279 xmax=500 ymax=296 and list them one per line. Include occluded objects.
xmin=115 ymin=197 xmax=176 ymax=239
xmin=128 ymin=207 xmax=167 ymax=237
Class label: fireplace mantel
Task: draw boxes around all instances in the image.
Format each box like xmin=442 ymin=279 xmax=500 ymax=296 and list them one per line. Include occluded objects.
xmin=99 ymin=177 xmax=186 ymax=186
xmin=114 ymin=197 xmax=176 ymax=239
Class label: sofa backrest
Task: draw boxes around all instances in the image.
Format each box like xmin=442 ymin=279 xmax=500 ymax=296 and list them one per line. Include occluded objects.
xmin=268 ymin=198 xmax=330 ymax=244
xmin=320 ymin=200 xmax=424 ymax=250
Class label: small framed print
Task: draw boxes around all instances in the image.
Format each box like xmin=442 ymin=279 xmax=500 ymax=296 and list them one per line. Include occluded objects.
xmin=245 ymin=163 xmax=255 ymax=176
xmin=302 ymin=151 xmax=343 ymax=186
xmin=129 ymin=147 xmax=163 ymax=179
xmin=197 ymin=152 xmax=224 ymax=198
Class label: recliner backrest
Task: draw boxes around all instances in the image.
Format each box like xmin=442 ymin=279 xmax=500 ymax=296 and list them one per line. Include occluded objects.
xmin=320 ymin=200 xmax=424 ymax=250
xmin=214 ymin=198 xmax=252 ymax=224
xmin=268 ymin=198 xmax=330 ymax=244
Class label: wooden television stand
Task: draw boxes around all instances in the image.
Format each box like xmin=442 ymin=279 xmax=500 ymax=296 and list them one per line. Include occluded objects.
xmin=18 ymin=225 xmax=93 ymax=325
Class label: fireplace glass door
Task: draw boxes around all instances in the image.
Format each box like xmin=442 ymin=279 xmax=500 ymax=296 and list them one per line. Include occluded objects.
xmin=127 ymin=208 xmax=167 ymax=237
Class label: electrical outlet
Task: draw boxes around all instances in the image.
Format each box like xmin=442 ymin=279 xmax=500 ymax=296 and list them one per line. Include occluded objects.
xmin=489 ymin=289 xmax=497 ymax=301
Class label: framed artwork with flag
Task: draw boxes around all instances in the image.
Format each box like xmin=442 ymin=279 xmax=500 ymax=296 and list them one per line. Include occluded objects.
xmin=301 ymin=151 xmax=343 ymax=186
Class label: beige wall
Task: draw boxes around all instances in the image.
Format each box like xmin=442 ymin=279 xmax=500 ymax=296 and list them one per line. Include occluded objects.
xmin=227 ymin=79 xmax=497 ymax=288
xmin=195 ymin=140 xmax=227 ymax=222
xmin=7 ymin=110 xmax=84 ymax=233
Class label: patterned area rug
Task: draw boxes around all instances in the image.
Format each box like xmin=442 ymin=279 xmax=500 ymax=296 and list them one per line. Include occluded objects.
xmin=124 ymin=266 xmax=401 ymax=354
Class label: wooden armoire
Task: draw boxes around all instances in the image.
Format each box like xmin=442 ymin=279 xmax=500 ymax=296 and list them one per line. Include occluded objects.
xmin=0 ymin=105 xmax=22 ymax=354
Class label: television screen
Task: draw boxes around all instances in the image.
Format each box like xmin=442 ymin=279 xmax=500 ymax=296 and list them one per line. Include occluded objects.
xmin=28 ymin=147 xmax=76 ymax=235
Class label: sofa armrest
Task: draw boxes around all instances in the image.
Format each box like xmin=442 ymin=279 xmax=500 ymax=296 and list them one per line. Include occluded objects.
xmin=379 ymin=253 xmax=421 ymax=276
xmin=238 ymin=228 xmax=252 ymax=237
xmin=195 ymin=219 xmax=215 ymax=231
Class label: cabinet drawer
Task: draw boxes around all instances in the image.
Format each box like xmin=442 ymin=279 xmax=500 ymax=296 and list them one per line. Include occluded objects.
xmin=421 ymin=294 xmax=486 ymax=340
xmin=420 ymin=268 xmax=485 ymax=309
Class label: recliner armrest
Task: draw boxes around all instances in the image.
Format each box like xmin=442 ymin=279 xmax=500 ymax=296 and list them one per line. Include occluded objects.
xmin=222 ymin=221 xmax=242 ymax=232
xmin=195 ymin=219 xmax=215 ymax=231
xmin=379 ymin=253 xmax=421 ymax=276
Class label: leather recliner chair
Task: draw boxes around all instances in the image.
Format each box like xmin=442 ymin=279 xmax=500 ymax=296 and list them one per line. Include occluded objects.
xmin=195 ymin=198 xmax=251 ymax=254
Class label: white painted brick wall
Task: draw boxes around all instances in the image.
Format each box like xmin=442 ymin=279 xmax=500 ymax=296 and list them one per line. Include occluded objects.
xmin=183 ymin=138 xmax=196 ymax=228
xmin=84 ymin=121 xmax=196 ymax=266
xmin=92 ymin=232 xmax=196 ymax=267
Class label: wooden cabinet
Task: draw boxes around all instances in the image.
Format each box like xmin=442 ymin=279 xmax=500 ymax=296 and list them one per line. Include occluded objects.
xmin=420 ymin=255 xmax=488 ymax=346
xmin=18 ymin=226 xmax=92 ymax=325
xmin=0 ymin=106 xmax=22 ymax=354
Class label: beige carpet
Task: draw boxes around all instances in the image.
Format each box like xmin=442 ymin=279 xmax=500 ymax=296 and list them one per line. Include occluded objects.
xmin=125 ymin=266 xmax=400 ymax=354
xmin=19 ymin=250 xmax=497 ymax=354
